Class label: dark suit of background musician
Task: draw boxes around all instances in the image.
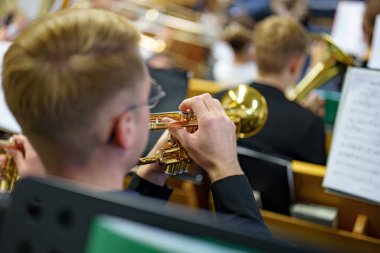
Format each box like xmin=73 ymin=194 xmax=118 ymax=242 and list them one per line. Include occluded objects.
xmin=238 ymin=82 xmax=326 ymax=164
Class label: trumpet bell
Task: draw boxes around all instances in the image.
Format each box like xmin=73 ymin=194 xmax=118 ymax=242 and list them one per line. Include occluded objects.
xmin=221 ymin=84 xmax=268 ymax=138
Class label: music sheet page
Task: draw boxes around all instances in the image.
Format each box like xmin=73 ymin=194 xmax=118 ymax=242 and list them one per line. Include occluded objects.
xmin=323 ymin=67 xmax=380 ymax=204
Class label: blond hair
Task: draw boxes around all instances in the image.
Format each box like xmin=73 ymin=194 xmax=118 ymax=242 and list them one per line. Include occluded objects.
xmin=254 ymin=16 xmax=308 ymax=75
xmin=2 ymin=9 xmax=144 ymax=167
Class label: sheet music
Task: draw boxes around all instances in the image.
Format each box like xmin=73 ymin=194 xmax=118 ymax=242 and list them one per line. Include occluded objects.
xmin=0 ymin=41 xmax=21 ymax=133
xmin=323 ymin=67 xmax=380 ymax=204
xmin=368 ymin=15 xmax=380 ymax=69
xmin=331 ymin=1 xmax=367 ymax=58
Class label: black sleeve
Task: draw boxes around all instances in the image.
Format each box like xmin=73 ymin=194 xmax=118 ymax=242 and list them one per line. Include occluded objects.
xmin=0 ymin=194 xmax=11 ymax=231
xmin=294 ymin=116 xmax=327 ymax=165
xmin=127 ymin=174 xmax=173 ymax=201
xmin=213 ymin=89 xmax=228 ymax=100
xmin=211 ymin=175 xmax=272 ymax=239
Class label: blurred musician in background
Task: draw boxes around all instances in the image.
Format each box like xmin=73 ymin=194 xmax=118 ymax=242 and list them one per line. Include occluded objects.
xmin=237 ymin=16 xmax=326 ymax=165
xmin=212 ymin=22 xmax=258 ymax=88
xmin=0 ymin=0 xmax=26 ymax=41
xmin=0 ymin=8 xmax=270 ymax=238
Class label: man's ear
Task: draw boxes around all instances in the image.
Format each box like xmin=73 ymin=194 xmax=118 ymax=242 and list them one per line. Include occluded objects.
xmin=289 ymin=55 xmax=304 ymax=76
xmin=113 ymin=112 xmax=135 ymax=149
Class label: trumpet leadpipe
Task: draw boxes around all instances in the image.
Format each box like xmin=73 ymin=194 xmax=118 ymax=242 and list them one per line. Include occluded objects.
xmin=0 ymin=139 xmax=23 ymax=151
xmin=148 ymin=111 xmax=197 ymax=131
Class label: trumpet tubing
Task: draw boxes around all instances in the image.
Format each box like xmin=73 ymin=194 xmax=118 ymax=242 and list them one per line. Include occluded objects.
xmin=148 ymin=111 xmax=198 ymax=131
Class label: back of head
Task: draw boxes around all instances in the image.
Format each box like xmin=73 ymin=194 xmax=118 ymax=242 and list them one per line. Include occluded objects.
xmin=223 ymin=23 xmax=253 ymax=55
xmin=254 ymin=16 xmax=308 ymax=75
xmin=363 ymin=0 xmax=380 ymax=46
xmin=2 ymin=9 xmax=144 ymax=170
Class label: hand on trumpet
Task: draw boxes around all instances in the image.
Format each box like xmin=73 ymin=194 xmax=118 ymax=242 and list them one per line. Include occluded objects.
xmin=300 ymin=91 xmax=325 ymax=118
xmin=309 ymin=40 xmax=328 ymax=68
xmin=0 ymin=134 xmax=45 ymax=178
xmin=169 ymin=93 xmax=244 ymax=183
xmin=136 ymin=130 xmax=173 ymax=186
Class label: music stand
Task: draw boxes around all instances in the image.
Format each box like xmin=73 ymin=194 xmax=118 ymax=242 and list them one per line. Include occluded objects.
xmin=237 ymin=146 xmax=295 ymax=215
xmin=0 ymin=178 xmax=322 ymax=253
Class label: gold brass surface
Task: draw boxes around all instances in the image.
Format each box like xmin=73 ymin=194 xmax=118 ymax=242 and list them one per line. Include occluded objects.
xmin=139 ymin=84 xmax=268 ymax=175
xmin=0 ymin=139 xmax=19 ymax=193
xmin=221 ymin=84 xmax=268 ymax=139
xmin=286 ymin=34 xmax=355 ymax=103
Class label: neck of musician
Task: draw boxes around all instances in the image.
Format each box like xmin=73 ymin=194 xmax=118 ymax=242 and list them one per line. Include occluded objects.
xmin=48 ymin=149 xmax=129 ymax=191
xmin=256 ymin=71 xmax=295 ymax=94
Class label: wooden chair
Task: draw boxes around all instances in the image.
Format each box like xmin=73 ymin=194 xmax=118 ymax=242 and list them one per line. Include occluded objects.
xmin=262 ymin=161 xmax=380 ymax=253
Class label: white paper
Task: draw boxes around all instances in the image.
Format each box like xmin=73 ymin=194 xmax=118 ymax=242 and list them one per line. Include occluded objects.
xmin=368 ymin=15 xmax=380 ymax=69
xmin=323 ymin=67 xmax=380 ymax=204
xmin=331 ymin=1 xmax=367 ymax=58
xmin=0 ymin=41 xmax=21 ymax=133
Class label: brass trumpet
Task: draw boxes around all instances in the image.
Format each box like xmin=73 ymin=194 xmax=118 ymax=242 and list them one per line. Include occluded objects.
xmin=0 ymin=139 xmax=20 ymax=193
xmin=139 ymin=84 xmax=268 ymax=175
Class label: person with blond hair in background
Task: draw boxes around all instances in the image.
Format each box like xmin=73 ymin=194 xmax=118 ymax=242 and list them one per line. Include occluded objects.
xmin=213 ymin=22 xmax=258 ymax=88
xmin=236 ymin=16 xmax=326 ymax=164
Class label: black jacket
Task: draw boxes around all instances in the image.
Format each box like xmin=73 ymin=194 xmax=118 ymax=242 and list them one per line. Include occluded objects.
xmin=211 ymin=175 xmax=271 ymax=239
xmin=130 ymin=174 xmax=271 ymax=239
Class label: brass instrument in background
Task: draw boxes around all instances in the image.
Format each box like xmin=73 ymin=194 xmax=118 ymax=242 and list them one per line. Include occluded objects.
xmin=111 ymin=0 xmax=213 ymax=77
xmin=286 ymin=34 xmax=355 ymax=103
xmin=0 ymin=139 xmax=20 ymax=193
xmin=139 ymin=85 xmax=268 ymax=175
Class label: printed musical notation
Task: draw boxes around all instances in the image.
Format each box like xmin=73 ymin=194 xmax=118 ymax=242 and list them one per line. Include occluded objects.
xmin=323 ymin=67 xmax=380 ymax=204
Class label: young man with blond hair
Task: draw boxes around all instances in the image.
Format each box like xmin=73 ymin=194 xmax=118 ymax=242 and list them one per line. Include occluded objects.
xmin=0 ymin=9 xmax=270 ymax=237
xmin=237 ymin=16 xmax=326 ymax=164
